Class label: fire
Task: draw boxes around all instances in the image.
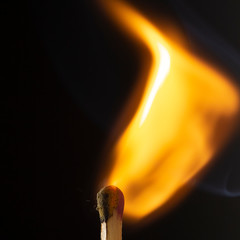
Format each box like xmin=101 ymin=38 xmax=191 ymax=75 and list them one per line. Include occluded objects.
xmin=99 ymin=0 xmax=240 ymax=220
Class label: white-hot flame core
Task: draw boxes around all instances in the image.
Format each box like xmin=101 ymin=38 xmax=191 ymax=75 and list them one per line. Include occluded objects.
xmin=140 ymin=43 xmax=170 ymax=126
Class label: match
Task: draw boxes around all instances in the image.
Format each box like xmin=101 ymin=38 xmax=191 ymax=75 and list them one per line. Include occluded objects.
xmin=97 ymin=185 xmax=125 ymax=240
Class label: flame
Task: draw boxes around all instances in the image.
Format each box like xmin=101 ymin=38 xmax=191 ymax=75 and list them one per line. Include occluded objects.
xmin=100 ymin=0 xmax=240 ymax=220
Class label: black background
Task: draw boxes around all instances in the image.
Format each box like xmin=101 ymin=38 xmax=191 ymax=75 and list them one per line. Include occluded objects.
xmin=3 ymin=0 xmax=240 ymax=239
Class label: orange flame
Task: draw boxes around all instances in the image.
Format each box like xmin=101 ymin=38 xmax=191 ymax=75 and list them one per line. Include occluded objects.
xmin=100 ymin=0 xmax=240 ymax=220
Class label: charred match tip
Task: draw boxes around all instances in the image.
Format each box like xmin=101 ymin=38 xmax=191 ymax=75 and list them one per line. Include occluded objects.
xmin=97 ymin=185 xmax=124 ymax=223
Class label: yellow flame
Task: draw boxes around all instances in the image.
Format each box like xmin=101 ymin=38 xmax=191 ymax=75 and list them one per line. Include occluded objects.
xmin=100 ymin=0 xmax=240 ymax=220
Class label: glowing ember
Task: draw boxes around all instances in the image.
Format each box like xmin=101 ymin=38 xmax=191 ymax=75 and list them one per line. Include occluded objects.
xmin=100 ymin=0 xmax=240 ymax=220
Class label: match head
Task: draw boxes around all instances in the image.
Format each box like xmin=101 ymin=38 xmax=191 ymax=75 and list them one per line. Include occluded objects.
xmin=97 ymin=185 xmax=124 ymax=223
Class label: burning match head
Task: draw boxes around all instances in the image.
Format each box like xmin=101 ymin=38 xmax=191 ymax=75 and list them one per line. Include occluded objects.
xmin=97 ymin=185 xmax=124 ymax=223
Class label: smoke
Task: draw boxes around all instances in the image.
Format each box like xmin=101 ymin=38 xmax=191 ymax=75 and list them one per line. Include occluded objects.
xmin=169 ymin=0 xmax=240 ymax=78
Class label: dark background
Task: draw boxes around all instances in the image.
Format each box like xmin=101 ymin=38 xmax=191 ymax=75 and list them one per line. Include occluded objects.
xmin=3 ymin=0 xmax=240 ymax=239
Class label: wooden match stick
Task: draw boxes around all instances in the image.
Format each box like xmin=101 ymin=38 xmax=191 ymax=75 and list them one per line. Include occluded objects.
xmin=97 ymin=185 xmax=125 ymax=240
